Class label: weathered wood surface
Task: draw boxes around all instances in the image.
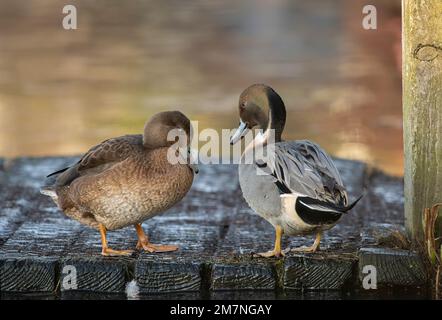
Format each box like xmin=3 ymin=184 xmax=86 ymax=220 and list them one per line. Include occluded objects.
xmin=0 ymin=156 xmax=429 ymax=299
xmin=211 ymin=222 xmax=278 ymax=291
xmin=403 ymin=0 xmax=442 ymax=242
xmin=135 ymin=223 xmax=220 ymax=294
xmin=283 ymin=255 xmax=356 ymax=290
xmin=358 ymin=248 xmax=427 ymax=287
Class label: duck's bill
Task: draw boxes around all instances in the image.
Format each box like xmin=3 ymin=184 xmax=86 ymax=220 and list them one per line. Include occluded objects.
xmin=188 ymin=148 xmax=199 ymax=174
xmin=230 ymin=120 xmax=249 ymax=145
xmin=189 ymin=163 xmax=199 ymax=174
xmin=176 ymin=146 xmax=199 ymax=174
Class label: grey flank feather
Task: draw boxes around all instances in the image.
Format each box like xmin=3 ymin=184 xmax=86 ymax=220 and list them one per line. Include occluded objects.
xmin=262 ymin=140 xmax=347 ymax=205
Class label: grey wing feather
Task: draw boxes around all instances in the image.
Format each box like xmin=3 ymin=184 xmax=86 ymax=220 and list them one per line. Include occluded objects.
xmin=264 ymin=140 xmax=347 ymax=205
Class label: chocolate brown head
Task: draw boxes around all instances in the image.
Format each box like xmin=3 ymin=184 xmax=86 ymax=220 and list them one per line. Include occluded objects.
xmin=230 ymin=84 xmax=286 ymax=144
xmin=143 ymin=111 xmax=191 ymax=149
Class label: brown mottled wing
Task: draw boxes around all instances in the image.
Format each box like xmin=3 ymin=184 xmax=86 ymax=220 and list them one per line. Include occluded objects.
xmin=51 ymin=134 xmax=143 ymax=187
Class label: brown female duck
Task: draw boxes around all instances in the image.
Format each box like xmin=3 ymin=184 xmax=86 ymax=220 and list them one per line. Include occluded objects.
xmin=41 ymin=111 xmax=197 ymax=256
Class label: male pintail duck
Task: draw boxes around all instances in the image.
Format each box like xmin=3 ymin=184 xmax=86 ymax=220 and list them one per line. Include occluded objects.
xmin=230 ymin=84 xmax=362 ymax=258
xmin=41 ymin=111 xmax=198 ymax=256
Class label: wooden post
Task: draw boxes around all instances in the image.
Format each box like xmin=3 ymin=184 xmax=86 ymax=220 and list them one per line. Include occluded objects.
xmin=403 ymin=0 xmax=442 ymax=243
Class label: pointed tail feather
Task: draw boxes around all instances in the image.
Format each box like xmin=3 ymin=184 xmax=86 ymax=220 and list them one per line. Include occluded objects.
xmin=341 ymin=194 xmax=364 ymax=213
xmin=46 ymin=167 xmax=69 ymax=178
xmin=297 ymin=194 xmax=364 ymax=215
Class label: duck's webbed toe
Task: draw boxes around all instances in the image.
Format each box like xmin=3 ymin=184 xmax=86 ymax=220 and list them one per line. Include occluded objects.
xmin=289 ymin=232 xmax=321 ymax=253
xmin=101 ymin=248 xmax=134 ymax=257
xmin=252 ymin=225 xmax=285 ymax=258
xmin=136 ymin=241 xmax=179 ymax=253
xmin=134 ymin=223 xmax=179 ymax=253
xmin=253 ymin=249 xmax=285 ymax=258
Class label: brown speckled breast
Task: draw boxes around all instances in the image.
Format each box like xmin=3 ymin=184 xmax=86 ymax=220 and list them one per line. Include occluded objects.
xmin=63 ymin=148 xmax=194 ymax=230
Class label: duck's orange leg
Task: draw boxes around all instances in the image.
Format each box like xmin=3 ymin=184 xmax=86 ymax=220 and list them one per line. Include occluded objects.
xmin=290 ymin=232 xmax=322 ymax=253
xmin=99 ymin=224 xmax=134 ymax=256
xmin=135 ymin=223 xmax=178 ymax=253
xmin=254 ymin=225 xmax=285 ymax=258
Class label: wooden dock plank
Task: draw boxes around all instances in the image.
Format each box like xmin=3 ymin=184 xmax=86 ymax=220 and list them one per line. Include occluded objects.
xmin=60 ymin=227 xmax=137 ymax=293
xmin=0 ymin=219 xmax=81 ymax=292
xmin=3 ymin=157 xmax=78 ymax=190
xmin=333 ymin=158 xmax=367 ymax=198
xmin=135 ymin=222 xmax=220 ymax=294
xmin=211 ymin=216 xmax=277 ymax=291
xmin=60 ymin=257 xmax=130 ymax=293
xmin=361 ymin=223 xmax=407 ymax=248
xmin=358 ymin=247 xmax=427 ymax=287
xmin=283 ymin=254 xmax=356 ymax=290
xmin=358 ymin=170 xmax=405 ymax=225
xmin=0 ymin=257 xmax=58 ymax=292
xmin=135 ymin=260 xmax=202 ymax=293
xmin=0 ymin=156 xmax=428 ymax=296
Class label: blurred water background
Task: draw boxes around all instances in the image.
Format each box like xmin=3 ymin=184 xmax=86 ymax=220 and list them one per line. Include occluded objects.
xmin=0 ymin=0 xmax=402 ymax=175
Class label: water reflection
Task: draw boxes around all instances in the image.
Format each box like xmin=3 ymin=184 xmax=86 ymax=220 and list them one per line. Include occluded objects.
xmin=0 ymin=0 xmax=403 ymax=175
